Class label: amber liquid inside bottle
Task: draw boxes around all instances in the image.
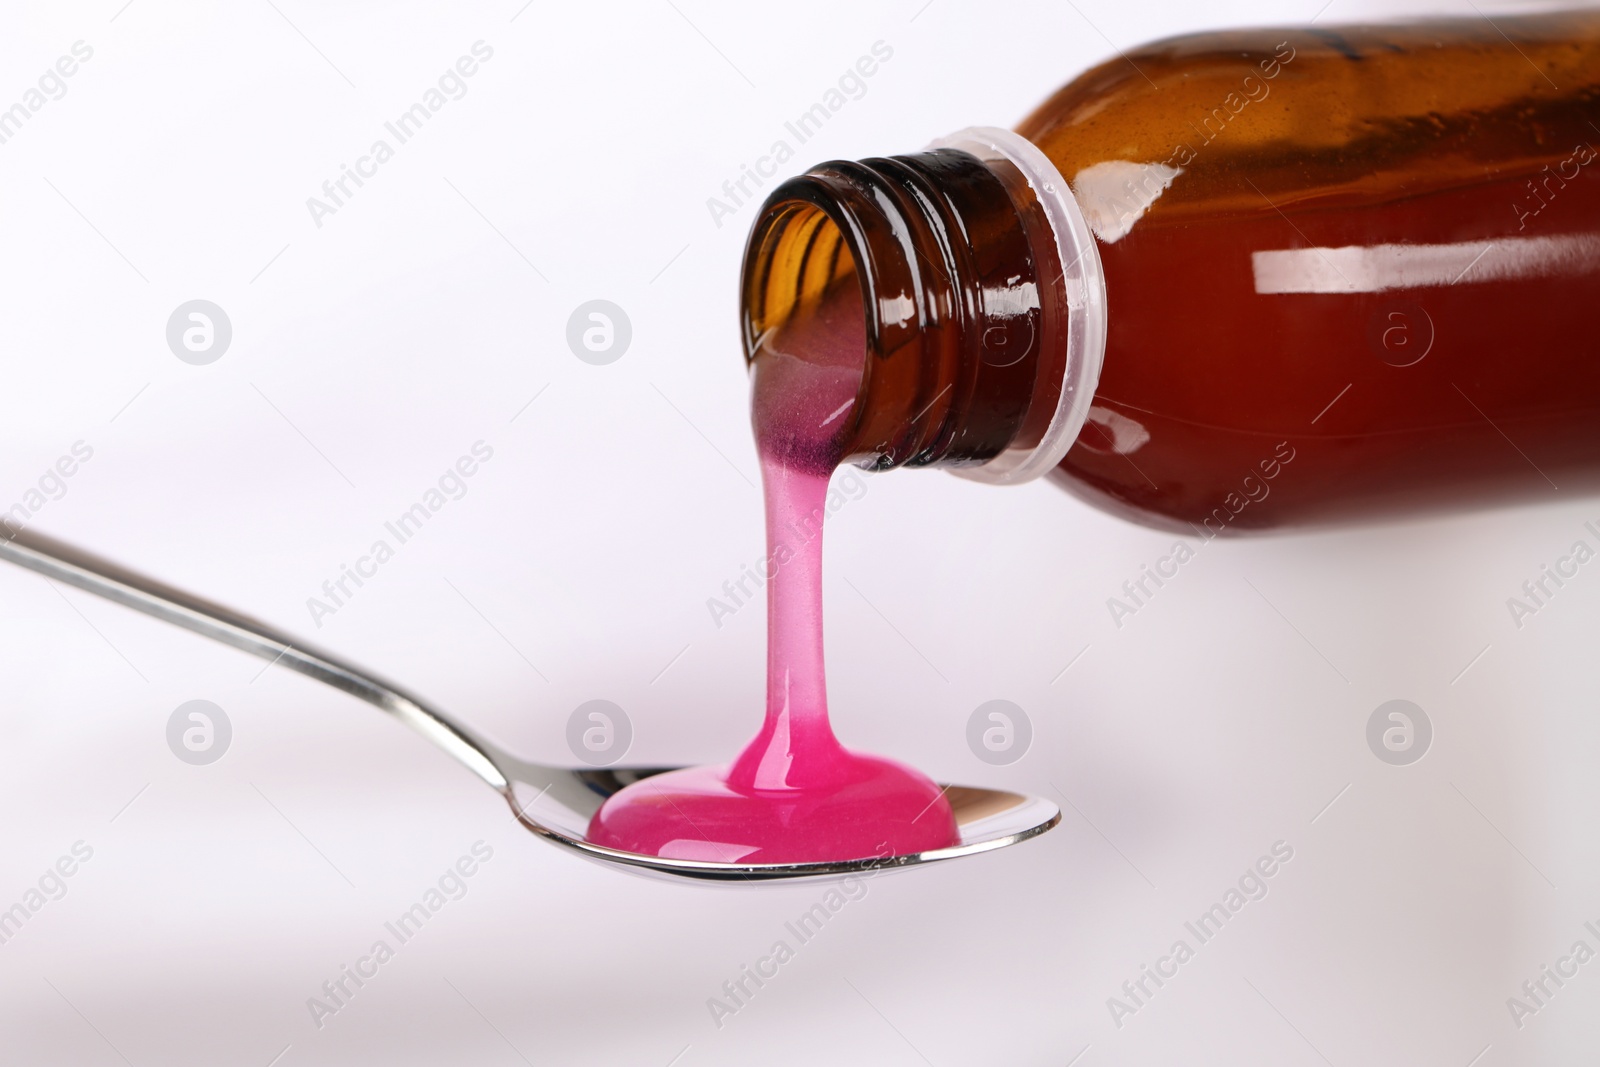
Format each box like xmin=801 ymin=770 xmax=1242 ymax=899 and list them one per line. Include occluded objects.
xmin=1027 ymin=12 xmax=1600 ymax=529
xmin=742 ymin=11 xmax=1600 ymax=532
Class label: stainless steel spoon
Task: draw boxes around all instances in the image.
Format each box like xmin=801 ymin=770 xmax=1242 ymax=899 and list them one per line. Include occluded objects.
xmin=0 ymin=530 xmax=1059 ymax=882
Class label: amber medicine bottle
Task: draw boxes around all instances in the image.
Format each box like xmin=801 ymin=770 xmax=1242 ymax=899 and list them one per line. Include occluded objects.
xmin=741 ymin=11 xmax=1600 ymax=531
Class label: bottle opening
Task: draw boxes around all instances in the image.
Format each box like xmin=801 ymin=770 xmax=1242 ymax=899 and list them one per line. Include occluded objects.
xmin=747 ymin=214 xmax=868 ymax=477
xmin=740 ymin=128 xmax=1106 ymax=483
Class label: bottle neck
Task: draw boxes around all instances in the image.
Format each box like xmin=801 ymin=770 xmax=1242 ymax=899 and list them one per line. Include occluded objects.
xmin=740 ymin=127 xmax=1106 ymax=484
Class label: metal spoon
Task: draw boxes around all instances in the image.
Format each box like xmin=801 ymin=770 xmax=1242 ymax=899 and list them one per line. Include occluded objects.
xmin=0 ymin=530 xmax=1059 ymax=882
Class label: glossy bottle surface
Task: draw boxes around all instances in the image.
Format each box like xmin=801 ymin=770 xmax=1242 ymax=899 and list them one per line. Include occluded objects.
xmin=1022 ymin=13 xmax=1600 ymax=530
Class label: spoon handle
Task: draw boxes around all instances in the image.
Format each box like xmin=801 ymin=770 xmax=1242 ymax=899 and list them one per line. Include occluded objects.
xmin=0 ymin=529 xmax=507 ymax=790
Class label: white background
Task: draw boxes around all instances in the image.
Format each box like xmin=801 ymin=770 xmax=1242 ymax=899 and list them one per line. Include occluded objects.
xmin=1 ymin=0 xmax=1598 ymax=1063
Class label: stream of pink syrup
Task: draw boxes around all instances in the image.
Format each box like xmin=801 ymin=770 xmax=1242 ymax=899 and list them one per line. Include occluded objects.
xmin=585 ymin=282 xmax=959 ymax=864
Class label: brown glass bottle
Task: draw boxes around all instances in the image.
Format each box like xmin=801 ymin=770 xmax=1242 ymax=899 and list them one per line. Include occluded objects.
xmin=740 ymin=11 xmax=1600 ymax=531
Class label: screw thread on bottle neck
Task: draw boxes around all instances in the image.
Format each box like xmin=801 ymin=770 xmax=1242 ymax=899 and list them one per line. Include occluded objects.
xmin=740 ymin=128 xmax=1105 ymax=483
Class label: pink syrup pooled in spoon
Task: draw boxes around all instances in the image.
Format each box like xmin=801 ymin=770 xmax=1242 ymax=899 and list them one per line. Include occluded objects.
xmin=586 ymin=279 xmax=959 ymax=864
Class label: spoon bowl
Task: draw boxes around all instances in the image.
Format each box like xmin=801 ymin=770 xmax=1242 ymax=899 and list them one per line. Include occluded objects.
xmin=0 ymin=531 xmax=1059 ymax=883
xmin=507 ymin=765 xmax=1060 ymax=882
